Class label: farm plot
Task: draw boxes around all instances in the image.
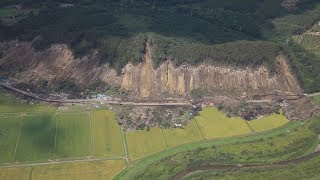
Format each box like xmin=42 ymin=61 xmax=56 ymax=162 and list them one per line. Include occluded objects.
xmin=0 ymin=159 xmax=126 ymax=180
xmin=91 ymin=110 xmax=124 ymax=157
xmin=126 ymin=128 xmax=167 ymax=160
xmin=15 ymin=114 xmax=56 ymax=163
xmin=162 ymin=120 xmax=204 ymax=147
xmin=31 ymin=159 xmax=126 ymax=180
xmin=248 ymin=113 xmax=289 ymax=132
xmin=0 ymin=8 xmax=15 ymax=17
xmin=0 ymin=92 xmax=56 ymax=113
xmin=195 ymin=108 xmax=252 ymax=139
xmin=0 ymin=115 xmax=21 ymax=164
xmin=0 ymin=166 xmax=31 ymax=180
xmin=55 ymin=113 xmax=91 ymax=158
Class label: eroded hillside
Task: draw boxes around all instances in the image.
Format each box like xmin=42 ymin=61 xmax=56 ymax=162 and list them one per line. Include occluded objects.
xmin=0 ymin=40 xmax=301 ymax=99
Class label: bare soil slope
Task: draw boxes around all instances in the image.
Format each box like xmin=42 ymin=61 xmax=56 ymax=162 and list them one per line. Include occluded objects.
xmin=0 ymin=41 xmax=301 ymax=99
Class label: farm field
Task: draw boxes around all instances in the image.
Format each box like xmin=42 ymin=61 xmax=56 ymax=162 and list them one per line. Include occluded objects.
xmin=248 ymin=113 xmax=289 ymax=132
xmin=126 ymin=128 xmax=167 ymax=160
xmin=162 ymin=120 xmax=204 ymax=147
xmin=0 ymin=159 xmax=126 ymax=180
xmin=55 ymin=113 xmax=91 ymax=158
xmin=0 ymin=108 xmax=126 ymax=165
xmin=0 ymin=115 xmax=21 ymax=163
xmin=0 ymin=92 xmax=56 ymax=113
xmin=15 ymin=114 xmax=56 ymax=163
xmin=116 ymin=121 xmax=303 ymax=180
xmin=91 ymin=110 xmax=124 ymax=157
xmin=117 ymin=114 xmax=320 ymax=179
xmin=0 ymin=90 xmax=293 ymax=179
xmin=0 ymin=8 xmax=15 ymax=17
xmin=125 ymin=107 xmax=289 ymax=161
xmin=195 ymin=108 xmax=252 ymax=139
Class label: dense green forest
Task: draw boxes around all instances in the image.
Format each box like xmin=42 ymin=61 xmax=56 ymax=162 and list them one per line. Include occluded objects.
xmin=0 ymin=0 xmax=320 ymax=92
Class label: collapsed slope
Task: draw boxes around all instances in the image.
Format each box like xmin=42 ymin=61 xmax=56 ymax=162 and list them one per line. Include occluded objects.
xmin=0 ymin=40 xmax=301 ymax=99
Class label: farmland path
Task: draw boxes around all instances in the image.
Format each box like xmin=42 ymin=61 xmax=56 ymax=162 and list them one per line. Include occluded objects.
xmin=120 ymin=127 xmax=130 ymax=164
xmin=172 ymin=151 xmax=320 ymax=180
xmin=0 ymin=157 xmax=125 ymax=168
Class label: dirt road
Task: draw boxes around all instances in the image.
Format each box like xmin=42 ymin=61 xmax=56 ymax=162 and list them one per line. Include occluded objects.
xmin=0 ymin=83 xmax=192 ymax=106
xmin=1 ymin=83 xmax=319 ymax=107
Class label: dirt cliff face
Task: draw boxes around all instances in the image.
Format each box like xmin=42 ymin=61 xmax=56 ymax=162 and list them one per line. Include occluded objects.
xmin=0 ymin=41 xmax=301 ymax=99
xmin=0 ymin=41 xmax=121 ymax=86
xmin=121 ymin=43 xmax=301 ymax=98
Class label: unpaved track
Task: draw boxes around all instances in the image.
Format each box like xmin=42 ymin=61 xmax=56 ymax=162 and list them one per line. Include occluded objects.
xmin=0 ymin=157 xmax=125 ymax=169
xmin=1 ymin=83 xmax=319 ymax=107
xmin=0 ymin=83 xmax=191 ymax=106
xmin=172 ymin=151 xmax=320 ymax=180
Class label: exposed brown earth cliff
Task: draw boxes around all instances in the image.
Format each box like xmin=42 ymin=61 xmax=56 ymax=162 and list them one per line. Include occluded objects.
xmin=0 ymin=41 xmax=301 ymax=99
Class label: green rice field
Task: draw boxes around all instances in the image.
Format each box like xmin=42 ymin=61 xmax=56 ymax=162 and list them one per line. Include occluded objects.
xmin=15 ymin=114 xmax=56 ymax=162
xmin=55 ymin=113 xmax=91 ymax=158
xmin=0 ymin=91 xmax=291 ymax=179
xmin=0 ymin=115 xmax=21 ymax=164
xmin=91 ymin=110 xmax=124 ymax=157
xmin=162 ymin=120 xmax=204 ymax=147
xmin=195 ymin=108 xmax=252 ymax=139
xmin=126 ymin=127 xmax=167 ymax=160
xmin=248 ymin=113 xmax=289 ymax=132
xmin=0 ymin=98 xmax=125 ymax=163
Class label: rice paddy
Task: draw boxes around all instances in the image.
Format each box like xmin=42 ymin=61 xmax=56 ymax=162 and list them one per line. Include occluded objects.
xmin=195 ymin=108 xmax=252 ymax=139
xmin=162 ymin=120 xmax=204 ymax=147
xmin=248 ymin=113 xmax=289 ymax=132
xmin=55 ymin=113 xmax=91 ymax=158
xmin=0 ymin=91 xmax=290 ymax=179
xmin=0 ymin=159 xmax=126 ymax=180
xmin=126 ymin=127 xmax=167 ymax=160
xmin=91 ymin=110 xmax=125 ymax=157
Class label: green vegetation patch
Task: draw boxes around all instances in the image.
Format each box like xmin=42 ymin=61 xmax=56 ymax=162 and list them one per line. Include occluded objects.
xmin=186 ymin=149 xmax=320 ymax=180
xmin=0 ymin=8 xmax=15 ymax=17
xmin=314 ymin=95 xmax=320 ymax=105
xmin=55 ymin=112 xmax=91 ymax=158
xmin=268 ymin=3 xmax=320 ymax=42
xmin=116 ymin=121 xmax=301 ymax=180
xmin=91 ymin=110 xmax=124 ymax=157
xmin=0 ymin=114 xmax=21 ymax=164
xmin=285 ymin=40 xmax=320 ymax=93
xmin=162 ymin=120 xmax=204 ymax=147
xmin=149 ymin=33 xmax=280 ymax=71
xmin=195 ymin=108 xmax=252 ymax=139
xmin=15 ymin=114 xmax=56 ymax=162
xmin=248 ymin=113 xmax=289 ymax=132
xmin=0 ymin=91 xmax=57 ymax=113
xmin=119 ymin=116 xmax=319 ymax=179
xmin=126 ymin=128 xmax=167 ymax=160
